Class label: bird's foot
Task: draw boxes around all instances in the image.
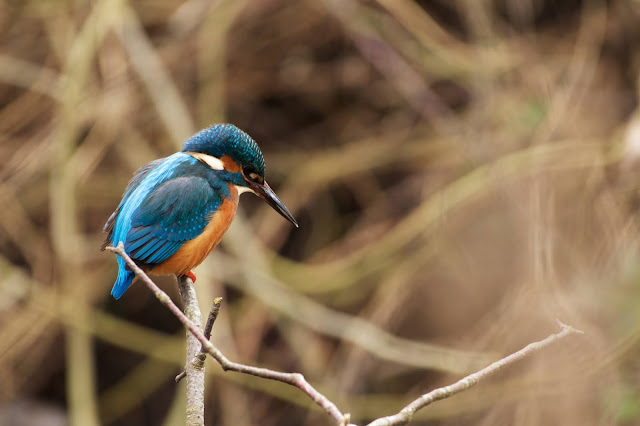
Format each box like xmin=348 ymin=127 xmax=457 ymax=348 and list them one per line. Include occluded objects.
xmin=185 ymin=270 xmax=197 ymax=283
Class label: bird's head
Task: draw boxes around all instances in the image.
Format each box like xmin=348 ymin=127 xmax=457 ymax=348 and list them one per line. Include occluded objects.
xmin=183 ymin=124 xmax=298 ymax=227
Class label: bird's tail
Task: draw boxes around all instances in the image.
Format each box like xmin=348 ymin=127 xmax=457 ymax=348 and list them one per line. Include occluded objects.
xmin=111 ymin=255 xmax=136 ymax=299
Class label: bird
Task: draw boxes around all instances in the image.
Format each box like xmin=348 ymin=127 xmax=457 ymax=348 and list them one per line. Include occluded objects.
xmin=102 ymin=124 xmax=298 ymax=299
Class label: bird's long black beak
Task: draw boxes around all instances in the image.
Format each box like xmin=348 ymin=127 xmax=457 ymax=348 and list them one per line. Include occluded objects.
xmin=254 ymin=181 xmax=298 ymax=227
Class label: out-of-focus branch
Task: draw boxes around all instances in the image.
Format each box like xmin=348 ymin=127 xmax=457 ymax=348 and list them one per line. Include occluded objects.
xmin=321 ymin=0 xmax=461 ymax=139
xmin=115 ymin=1 xmax=195 ymax=147
xmin=107 ymin=243 xmax=352 ymax=425
xmin=366 ymin=321 xmax=583 ymax=426
xmin=218 ymin=227 xmax=495 ymax=374
xmin=267 ymin=138 xmax=624 ymax=297
xmin=52 ymin=2 xmax=125 ymax=425
xmin=0 ymin=55 xmax=60 ymax=99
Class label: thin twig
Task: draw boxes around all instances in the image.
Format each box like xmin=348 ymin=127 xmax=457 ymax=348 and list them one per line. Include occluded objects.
xmin=176 ymin=297 xmax=223 ymax=383
xmin=106 ymin=243 xmax=352 ymax=425
xmin=365 ymin=321 xmax=584 ymax=426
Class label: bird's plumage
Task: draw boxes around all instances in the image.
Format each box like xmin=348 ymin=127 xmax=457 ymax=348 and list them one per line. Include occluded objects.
xmin=150 ymin=188 xmax=238 ymax=278
xmin=182 ymin=124 xmax=265 ymax=177
xmin=103 ymin=124 xmax=297 ymax=299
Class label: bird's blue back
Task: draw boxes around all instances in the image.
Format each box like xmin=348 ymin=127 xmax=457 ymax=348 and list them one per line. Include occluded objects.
xmin=107 ymin=152 xmax=228 ymax=298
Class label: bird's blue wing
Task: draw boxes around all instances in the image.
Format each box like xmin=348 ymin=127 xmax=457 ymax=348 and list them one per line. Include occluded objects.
xmin=125 ymin=176 xmax=222 ymax=266
xmin=108 ymin=153 xmax=219 ymax=299
xmin=102 ymin=158 xmax=165 ymax=250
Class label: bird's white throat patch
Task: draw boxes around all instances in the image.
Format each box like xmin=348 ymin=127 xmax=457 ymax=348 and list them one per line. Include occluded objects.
xmin=187 ymin=152 xmax=224 ymax=170
xmin=235 ymin=186 xmax=256 ymax=195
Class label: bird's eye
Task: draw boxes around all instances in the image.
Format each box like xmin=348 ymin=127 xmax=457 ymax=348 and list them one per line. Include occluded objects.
xmin=243 ymin=166 xmax=263 ymax=184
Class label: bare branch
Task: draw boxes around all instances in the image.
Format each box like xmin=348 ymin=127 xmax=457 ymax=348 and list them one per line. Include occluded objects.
xmin=176 ymin=297 xmax=223 ymax=383
xmin=365 ymin=321 xmax=584 ymax=426
xmin=106 ymin=243 xmax=351 ymax=425
xmin=107 ymin=244 xmax=581 ymax=426
xmin=176 ymin=274 xmax=205 ymax=426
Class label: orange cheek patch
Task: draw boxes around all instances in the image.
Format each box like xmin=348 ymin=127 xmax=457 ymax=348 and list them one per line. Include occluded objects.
xmin=221 ymin=154 xmax=241 ymax=173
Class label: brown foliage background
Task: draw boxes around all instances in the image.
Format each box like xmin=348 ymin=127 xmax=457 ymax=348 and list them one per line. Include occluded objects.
xmin=1 ymin=0 xmax=640 ymax=425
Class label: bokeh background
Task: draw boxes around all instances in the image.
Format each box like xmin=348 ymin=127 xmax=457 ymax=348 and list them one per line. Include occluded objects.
xmin=2 ymin=0 xmax=640 ymax=425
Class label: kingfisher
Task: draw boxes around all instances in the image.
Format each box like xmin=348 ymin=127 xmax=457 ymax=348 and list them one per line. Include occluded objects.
xmin=102 ymin=124 xmax=298 ymax=299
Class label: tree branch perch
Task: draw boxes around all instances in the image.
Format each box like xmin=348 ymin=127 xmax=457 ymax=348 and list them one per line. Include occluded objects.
xmin=107 ymin=243 xmax=352 ymax=425
xmin=106 ymin=243 xmax=582 ymax=426
xmin=176 ymin=297 xmax=223 ymax=384
xmin=176 ymin=274 xmax=205 ymax=426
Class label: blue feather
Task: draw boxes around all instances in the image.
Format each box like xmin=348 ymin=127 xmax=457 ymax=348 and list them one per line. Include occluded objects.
xmin=108 ymin=153 xmax=226 ymax=299
xmin=111 ymin=269 xmax=135 ymax=299
xmin=127 ymin=231 xmax=154 ymax=252
xmin=110 ymin=153 xmax=195 ymax=298
xmin=147 ymin=241 xmax=182 ymax=264
xmin=134 ymin=238 xmax=165 ymax=260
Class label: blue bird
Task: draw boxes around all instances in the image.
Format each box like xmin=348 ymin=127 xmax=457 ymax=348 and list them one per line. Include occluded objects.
xmin=102 ymin=124 xmax=298 ymax=299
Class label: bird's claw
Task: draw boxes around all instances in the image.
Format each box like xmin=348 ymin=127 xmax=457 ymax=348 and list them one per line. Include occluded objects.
xmin=185 ymin=270 xmax=197 ymax=283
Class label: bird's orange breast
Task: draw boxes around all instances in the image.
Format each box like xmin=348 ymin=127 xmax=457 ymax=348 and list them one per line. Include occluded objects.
xmin=152 ymin=185 xmax=239 ymax=276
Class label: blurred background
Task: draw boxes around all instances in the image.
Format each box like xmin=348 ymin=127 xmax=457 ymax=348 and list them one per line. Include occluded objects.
xmin=1 ymin=0 xmax=640 ymax=425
